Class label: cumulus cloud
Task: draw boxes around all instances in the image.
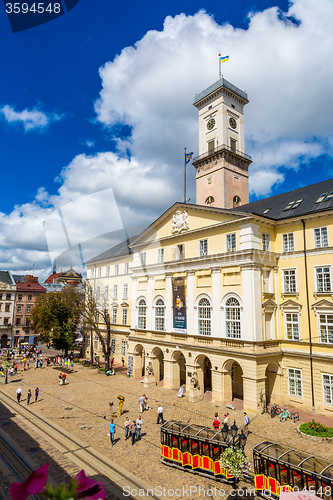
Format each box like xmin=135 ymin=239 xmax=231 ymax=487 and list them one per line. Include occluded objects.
xmin=0 ymin=105 xmax=62 ymax=131
xmin=2 ymin=0 xmax=333 ymax=276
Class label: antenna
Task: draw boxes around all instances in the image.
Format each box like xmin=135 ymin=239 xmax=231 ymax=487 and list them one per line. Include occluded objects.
xmin=27 ymin=263 xmax=35 ymax=274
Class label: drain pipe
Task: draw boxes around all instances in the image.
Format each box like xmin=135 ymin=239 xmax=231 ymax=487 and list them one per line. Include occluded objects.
xmin=301 ymin=219 xmax=315 ymax=414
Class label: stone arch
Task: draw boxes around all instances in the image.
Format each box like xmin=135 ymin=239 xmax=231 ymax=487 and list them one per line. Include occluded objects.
xmin=222 ymin=359 xmax=244 ymax=406
xmin=265 ymin=361 xmax=282 ymax=405
xmin=133 ymin=343 xmax=145 ymax=377
xmin=194 ymin=354 xmax=212 ymax=394
xmin=151 ymin=346 xmax=164 ymax=382
xmin=171 ymin=350 xmax=186 ymax=387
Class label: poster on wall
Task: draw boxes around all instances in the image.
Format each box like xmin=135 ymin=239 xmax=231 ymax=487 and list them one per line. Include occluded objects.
xmin=172 ymin=277 xmax=187 ymax=333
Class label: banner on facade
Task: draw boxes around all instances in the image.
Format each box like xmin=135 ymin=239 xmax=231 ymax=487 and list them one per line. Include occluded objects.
xmin=172 ymin=277 xmax=187 ymax=333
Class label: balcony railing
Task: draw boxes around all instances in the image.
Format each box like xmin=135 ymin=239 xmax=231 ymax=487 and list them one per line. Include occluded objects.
xmin=193 ymin=143 xmax=252 ymax=163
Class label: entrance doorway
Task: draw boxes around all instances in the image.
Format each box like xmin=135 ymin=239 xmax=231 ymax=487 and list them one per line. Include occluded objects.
xmin=152 ymin=347 xmax=164 ymax=382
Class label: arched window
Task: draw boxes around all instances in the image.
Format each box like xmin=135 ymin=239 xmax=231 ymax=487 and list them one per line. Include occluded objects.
xmin=198 ymin=298 xmax=211 ymax=336
xmin=225 ymin=297 xmax=241 ymax=338
xmin=155 ymin=298 xmax=165 ymax=331
xmin=138 ymin=299 xmax=147 ymax=329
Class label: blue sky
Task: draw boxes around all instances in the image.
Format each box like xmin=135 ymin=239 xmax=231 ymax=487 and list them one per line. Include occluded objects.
xmin=0 ymin=0 xmax=332 ymax=277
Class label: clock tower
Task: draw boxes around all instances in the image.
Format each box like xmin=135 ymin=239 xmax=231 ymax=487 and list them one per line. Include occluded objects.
xmin=193 ymin=78 xmax=252 ymax=209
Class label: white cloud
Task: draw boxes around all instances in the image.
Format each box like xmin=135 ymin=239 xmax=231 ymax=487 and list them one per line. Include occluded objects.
xmin=2 ymin=0 xmax=333 ymax=276
xmin=0 ymin=105 xmax=61 ymax=131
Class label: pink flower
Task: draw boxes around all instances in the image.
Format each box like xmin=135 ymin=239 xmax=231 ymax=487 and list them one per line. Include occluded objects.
xmin=9 ymin=463 xmax=49 ymax=500
xmin=74 ymin=470 xmax=105 ymax=500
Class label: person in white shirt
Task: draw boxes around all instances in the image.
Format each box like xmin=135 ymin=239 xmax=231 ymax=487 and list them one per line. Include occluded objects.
xmin=138 ymin=394 xmax=145 ymax=413
xmin=157 ymin=404 xmax=164 ymax=424
xmin=16 ymin=386 xmax=22 ymax=403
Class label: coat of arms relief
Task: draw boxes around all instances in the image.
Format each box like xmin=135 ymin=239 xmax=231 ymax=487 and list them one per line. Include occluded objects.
xmin=172 ymin=210 xmax=189 ymax=234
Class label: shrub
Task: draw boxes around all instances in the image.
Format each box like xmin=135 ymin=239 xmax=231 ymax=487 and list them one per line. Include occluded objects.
xmin=299 ymin=420 xmax=333 ymax=438
xmin=219 ymin=446 xmax=251 ymax=480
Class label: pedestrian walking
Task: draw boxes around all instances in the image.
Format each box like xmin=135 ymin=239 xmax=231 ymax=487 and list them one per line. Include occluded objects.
xmin=59 ymin=373 xmax=62 ymax=385
xmin=144 ymin=394 xmax=149 ymax=411
xmin=136 ymin=415 xmax=142 ymax=440
xmin=130 ymin=421 xmax=136 ymax=445
xmin=40 ymin=359 xmax=43 ymax=368
xmin=35 ymin=387 xmax=39 ymax=402
xmin=157 ymin=404 xmax=164 ymax=424
xmin=109 ymin=418 xmax=116 ymax=446
xmin=124 ymin=417 xmax=131 ymax=440
xmin=121 ymin=357 xmax=125 ymax=367
xmin=27 ymin=359 xmax=30 ymax=369
xmin=243 ymin=412 xmax=250 ymax=436
xmin=138 ymin=394 xmax=145 ymax=413
xmin=71 ymin=358 xmax=74 ymax=369
xmin=35 ymin=359 xmax=38 ymax=369
xmin=62 ymin=372 xmax=66 ymax=385
xmin=213 ymin=416 xmax=220 ymax=430
xmin=27 ymin=389 xmax=31 ymax=404
xmin=16 ymin=386 xmax=22 ymax=403
xmin=224 ymin=413 xmax=230 ymax=426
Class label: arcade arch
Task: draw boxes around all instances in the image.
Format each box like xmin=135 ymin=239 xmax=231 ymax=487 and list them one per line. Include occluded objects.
xmin=223 ymin=359 xmax=244 ymax=404
xmin=151 ymin=346 xmax=164 ymax=382
xmin=194 ymin=354 xmax=212 ymax=393
xmin=265 ymin=361 xmax=282 ymax=405
xmin=172 ymin=351 xmax=186 ymax=387
xmin=133 ymin=344 xmax=145 ymax=377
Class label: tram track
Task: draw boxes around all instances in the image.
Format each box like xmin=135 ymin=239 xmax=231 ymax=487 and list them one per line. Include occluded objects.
xmin=0 ymin=390 xmax=166 ymax=500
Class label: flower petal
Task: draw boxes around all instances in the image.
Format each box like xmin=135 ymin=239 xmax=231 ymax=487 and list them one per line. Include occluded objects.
xmin=9 ymin=463 xmax=49 ymax=500
xmin=74 ymin=470 xmax=105 ymax=500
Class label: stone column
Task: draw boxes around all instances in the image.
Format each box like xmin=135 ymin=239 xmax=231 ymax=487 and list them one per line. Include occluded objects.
xmin=211 ymin=368 xmax=223 ymax=403
xmin=163 ymin=357 xmax=179 ymax=389
xmin=212 ymin=268 xmax=221 ymax=337
xmin=243 ymin=375 xmax=266 ymax=413
xmin=131 ymin=277 xmax=137 ymax=329
xmin=222 ymin=369 xmax=232 ymax=404
xmin=241 ymin=264 xmax=263 ymax=341
xmin=146 ymin=276 xmax=153 ymax=330
xmin=186 ymin=362 xmax=202 ymax=403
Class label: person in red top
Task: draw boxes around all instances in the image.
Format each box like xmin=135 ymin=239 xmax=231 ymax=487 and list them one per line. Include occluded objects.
xmin=213 ymin=418 xmax=220 ymax=430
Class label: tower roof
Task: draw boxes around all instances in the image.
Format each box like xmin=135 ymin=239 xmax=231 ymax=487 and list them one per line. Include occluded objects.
xmin=193 ymin=77 xmax=248 ymax=106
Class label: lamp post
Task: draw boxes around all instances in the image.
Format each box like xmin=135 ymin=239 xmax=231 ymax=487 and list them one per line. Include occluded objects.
xmin=221 ymin=420 xmax=248 ymax=495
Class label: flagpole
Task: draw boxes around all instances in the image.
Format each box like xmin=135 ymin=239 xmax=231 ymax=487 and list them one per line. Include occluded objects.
xmin=184 ymin=147 xmax=187 ymax=203
xmin=218 ymin=53 xmax=221 ymax=79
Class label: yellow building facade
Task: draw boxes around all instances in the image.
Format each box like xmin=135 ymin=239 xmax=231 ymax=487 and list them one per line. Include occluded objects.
xmin=85 ymin=77 xmax=333 ymax=417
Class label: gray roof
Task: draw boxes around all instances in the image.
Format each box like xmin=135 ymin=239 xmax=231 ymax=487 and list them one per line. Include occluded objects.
xmin=0 ymin=271 xmax=15 ymax=286
xmin=234 ymin=178 xmax=333 ymax=220
xmin=85 ymin=236 xmax=138 ymax=265
xmin=193 ymin=77 xmax=248 ymax=105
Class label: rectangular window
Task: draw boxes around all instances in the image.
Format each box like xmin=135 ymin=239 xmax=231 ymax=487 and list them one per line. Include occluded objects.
xmin=226 ymin=233 xmax=236 ymax=252
xmin=283 ymin=269 xmax=297 ymax=293
xmin=176 ymin=244 xmax=184 ymax=260
xmin=316 ymin=266 xmax=331 ymax=292
xmin=90 ymin=269 xmax=94 ymax=279
xmin=16 ymin=318 xmax=21 ymax=325
xmin=262 ymin=269 xmax=272 ymax=293
xmin=319 ymin=314 xmax=333 ymax=344
xmin=121 ymin=339 xmax=126 ymax=356
xmin=123 ymin=283 xmax=128 ymax=299
xmin=199 ymin=239 xmax=208 ymax=257
xmin=285 ymin=313 xmax=300 ymax=340
xmin=314 ymin=227 xmax=328 ymax=248
xmin=18 ymin=295 xmax=22 ymax=301
xmin=86 ymin=336 xmax=90 ymax=348
xmin=111 ymin=338 xmax=116 ymax=354
xmin=28 ymin=295 xmax=32 ymax=301
xmin=6 ymin=294 xmax=11 ymax=300
xmin=97 ymin=267 xmax=101 ymax=278
xmin=158 ymin=248 xmax=164 ymax=264
xmin=115 ymin=264 xmax=119 ymax=275
xmin=288 ymin=368 xmax=302 ymax=397
xmin=124 ymin=262 xmax=129 ymax=274
xmin=104 ymin=285 xmax=109 ymax=299
xmin=208 ymin=139 xmax=215 ymax=152
xmin=94 ymin=336 xmax=98 ymax=350
xmin=282 ymin=233 xmax=294 ymax=252
xmin=106 ymin=266 xmax=110 ymax=277
xmin=122 ymin=308 xmax=128 ymax=325
xmin=27 ymin=306 xmax=31 ymax=313
xmin=113 ymin=284 xmax=118 ymax=299
xmin=230 ymin=138 xmax=237 ymax=152
xmin=112 ymin=308 xmax=117 ymax=324
xmin=140 ymin=252 xmax=147 ymax=266
xmin=17 ymin=305 xmax=22 ymax=313
xmin=5 ymin=304 xmax=10 ymax=312
xmin=323 ymin=374 xmax=333 ymax=405
xmin=4 ymin=317 xmax=10 ymax=325
xmin=262 ymin=233 xmax=270 ymax=251
xmin=96 ymin=286 xmax=101 ymax=300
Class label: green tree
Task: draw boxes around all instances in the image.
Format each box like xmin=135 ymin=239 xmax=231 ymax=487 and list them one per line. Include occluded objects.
xmin=31 ymin=288 xmax=82 ymax=356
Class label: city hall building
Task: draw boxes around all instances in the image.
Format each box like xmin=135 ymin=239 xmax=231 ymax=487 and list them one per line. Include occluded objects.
xmin=85 ymin=77 xmax=333 ymax=416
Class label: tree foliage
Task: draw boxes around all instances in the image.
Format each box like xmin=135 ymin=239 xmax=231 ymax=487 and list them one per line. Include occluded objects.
xmin=31 ymin=287 xmax=82 ymax=355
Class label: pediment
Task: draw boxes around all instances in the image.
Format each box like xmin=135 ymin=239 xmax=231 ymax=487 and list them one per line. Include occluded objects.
xmin=311 ymin=299 xmax=333 ymax=310
xmin=280 ymin=299 xmax=302 ymax=309
xmin=130 ymin=202 xmax=249 ymax=248
xmin=262 ymin=299 xmax=277 ymax=308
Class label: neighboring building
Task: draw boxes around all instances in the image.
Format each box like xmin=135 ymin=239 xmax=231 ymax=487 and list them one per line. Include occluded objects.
xmin=0 ymin=271 xmax=16 ymax=348
xmin=43 ymin=266 xmax=83 ymax=292
xmin=12 ymin=275 xmax=46 ymax=347
xmin=84 ymin=76 xmax=333 ymax=417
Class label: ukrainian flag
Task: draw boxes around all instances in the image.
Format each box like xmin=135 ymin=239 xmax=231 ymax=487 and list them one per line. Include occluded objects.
xmin=185 ymin=152 xmax=193 ymax=164
xmin=219 ymin=55 xmax=229 ymax=63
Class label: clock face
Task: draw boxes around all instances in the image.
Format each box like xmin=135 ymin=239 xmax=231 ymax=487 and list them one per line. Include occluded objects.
xmin=229 ymin=117 xmax=237 ymax=129
xmin=207 ymin=118 xmax=215 ymax=130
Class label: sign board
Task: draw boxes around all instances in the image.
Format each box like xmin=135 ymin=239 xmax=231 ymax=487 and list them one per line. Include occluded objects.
xmin=172 ymin=277 xmax=187 ymax=333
